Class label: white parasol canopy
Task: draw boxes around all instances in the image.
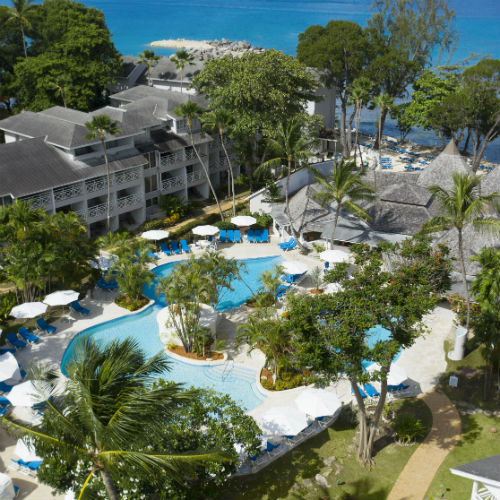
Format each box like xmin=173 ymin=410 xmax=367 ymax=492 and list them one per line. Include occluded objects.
xmin=366 ymin=363 xmax=408 ymax=386
xmin=0 ymin=472 xmax=15 ymax=500
xmin=10 ymin=302 xmax=48 ymax=319
xmin=294 ymin=388 xmax=342 ymax=418
xmin=7 ymin=380 xmax=45 ymax=407
xmin=319 ymin=250 xmax=352 ymax=263
xmin=0 ymin=352 xmax=21 ymax=384
xmin=231 ymin=215 xmax=257 ymax=226
xmin=192 ymin=225 xmax=220 ymax=236
xmin=260 ymin=406 xmax=309 ymax=436
xmin=44 ymin=290 xmax=79 ymax=307
xmin=282 ymin=260 xmax=308 ymax=275
xmin=14 ymin=438 xmax=42 ymax=462
xmin=141 ymin=229 xmax=170 ymax=241
xmin=324 ymin=282 xmax=343 ymax=294
xmin=89 ymin=254 xmax=118 ymax=270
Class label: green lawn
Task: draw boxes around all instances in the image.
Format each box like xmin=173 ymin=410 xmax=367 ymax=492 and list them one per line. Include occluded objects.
xmin=222 ymin=399 xmax=432 ymax=500
xmin=425 ymin=413 xmax=500 ymax=500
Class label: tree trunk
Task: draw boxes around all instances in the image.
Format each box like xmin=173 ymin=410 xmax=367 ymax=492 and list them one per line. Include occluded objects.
xmin=458 ymin=228 xmax=470 ymax=331
xmin=20 ymin=24 xmax=28 ymax=60
xmin=461 ymin=128 xmax=471 ymax=155
xmin=330 ymin=204 xmax=341 ymax=249
xmin=220 ymin=131 xmax=236 ymax=216
xmin=285 ymin=158 xmax=307 ymax=253
xmin=102 ymin=138 xmax=111 ymax=234
xmin=180 ymin=67 xmax=184 ymax=94
xmin=349 ymin=378 xmax=368 ymax=460
xmin=347 ymin=107 xmax=356 ymax=157
xmin=61 ymin=88 xmax=67 ymax=108
xmin=339 ymin=100 xmax=348 ymax=156
xmin=374 ymin=107 xmax=388 ymax=150
xmin=472 ymin=113 xmax=500 ymax=172
xmin=100 ymin=469 xmax=120 ymax=500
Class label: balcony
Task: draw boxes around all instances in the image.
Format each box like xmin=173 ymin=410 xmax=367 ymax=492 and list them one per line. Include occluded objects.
xmin=186 ymin=171 xmax=205 ymax=186
xmin=160 ymin=150 xmax=206 ymax=169
xmin=85 ymin=177 xmax=108 ymax=195
xmin=53 ymin=183 xmax=84 ymax=204
xmin=114 ymin=167 xmax=141 ymax=186
xmin=20 ymin=191 xmax=52 ymax=210
xmin=116 ymin=193 xmax=143 ymax=211
xmin=210 ymin=157 xmax=230 ymax=172
xmin=161 ymin=175 xmax=186 ymax=193
xmin=87 ymin=202 xmax=109 ymax=221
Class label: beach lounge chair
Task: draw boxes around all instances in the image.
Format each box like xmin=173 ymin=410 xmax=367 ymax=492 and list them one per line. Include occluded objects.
xmin=233 ymin=229 xmax=241 ymax=243
xmin=275 ymin=284 xmax=291 ymax=299
xmin=247 ymin=229 xmax=255 ymax=243
xmin=160 ymin=242 xmax=171 ymax=256
xmin=169 ymin=241 xmax=181 ymax=254
xmin=71 ymin=301 xmax=90 ymax=315
xmin=219 ymin=230 xmax=227 ymax=243
xmin=351 ymin=386 xmax=367 ymax=399
xmin=388 ymin=383 xmax=409 ymax=392
xmin=36 ymin=318 xmax=57 ymax=333
xmin=278 ymin=237 xmax=295 ymax=250
xmin=226 ymin=230 xmax=234 ymax=243
xmin=6 ymin=333 xmax=27 ymax=349
xmin=0 ymin=396 xmax=11 ymax=405
xmin=0 ymin=348 xmax=16 ymax=355
xmin=18 ymin=365 xmax=27 ymax=378
xmin=97 ymin=277 xmax=118 ymax=291
xmin=324 ymin=261 xmax=330 ymax=274
xmin=18 ymin=327 xmax=40 ymax=343
xmin=0 ymin=407 xmax=7 ymax=416
xmin=363 ymin=384 xmax=380 ymax=398
xmin=254 ymin=229 xmax=262 ymax=243
xmin=180 ymin=240 xmax=191 ymax=253
xmin=261 ymin=229 xmax=269 ymax=243
xmin=0 ymin=382 xmax=13 ymax=393
xmin=147 ymin=250 xmax=159 ymax=260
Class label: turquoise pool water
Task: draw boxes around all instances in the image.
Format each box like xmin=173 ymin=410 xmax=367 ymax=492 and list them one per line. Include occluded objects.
xmin=362 ymin=324 xmax=401 ymax=369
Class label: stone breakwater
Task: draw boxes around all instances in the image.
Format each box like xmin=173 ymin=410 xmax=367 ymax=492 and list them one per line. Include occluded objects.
xmin=150 ymin=38 xmax=266 ymax=60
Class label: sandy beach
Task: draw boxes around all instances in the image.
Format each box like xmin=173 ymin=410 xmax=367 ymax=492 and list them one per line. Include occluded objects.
xmin=150 ymin=38 xmax=213 ymax=50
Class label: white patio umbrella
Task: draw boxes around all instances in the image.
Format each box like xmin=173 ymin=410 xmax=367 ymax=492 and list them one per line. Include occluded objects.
xmin=0 ymin=352 xmax=21 ymax=384
xmin=43 ymin=290 xmax=79 ymax=307
xmin=366 ymin=363 xmax=408 ymax=386
xmin=7 ymin=380 xmax=45 ymax=407
xmin=0 ymin=472 xmax=15 ymax=500
xmin=324 ymin=282 xmax=343 ymax=294
xmin=14 ymin=438 xmax=42 ymax=462
xmin=10 ymin=302 xmax=48 ymax=319
xmin=192 ymin=225 xmax=220 ymax=237
xmin=260 ymin=406 xmax=309 ymax=436
xmin=294 ymin=388 xmax=342 ymax=418
xmin=231 ymin=215 xmax=257 ymax=226
xmin=89 ymin=254 xmax=118 ymax=270
xmin=319 ymin=250 xmax=352 ymax=263
xmin=282 ymin=260 xmax=308 ymax=275
xmin=141 ymin=229 xmax=170 ymax=241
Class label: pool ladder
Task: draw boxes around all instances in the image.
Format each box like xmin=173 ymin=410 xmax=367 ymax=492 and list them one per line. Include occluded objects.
xmin=220 ymin=359 xmax=234 ymax=381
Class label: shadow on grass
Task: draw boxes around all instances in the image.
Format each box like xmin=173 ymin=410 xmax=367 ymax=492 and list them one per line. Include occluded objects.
xmin=456 ymin=414 xmax=481 ymax=446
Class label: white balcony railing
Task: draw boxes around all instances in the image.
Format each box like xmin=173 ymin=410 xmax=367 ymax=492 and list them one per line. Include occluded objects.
xmin=161 ymin=175 xmax=186 ymax=193
xmin=114 ymin=167 xmax=141 ymax=186
xmin=85 ymin=177 xmax=108 ymax=194
xmin=117 ymin=193 xmax=143 ymax=210
xmin=160 ymin=150 xmax=206 ymax=169
xmin=186 ymin=171 xmax=205 ymax=185
xmin=20 ymin=192 xmax=52 ymax=210
xmin=54 ymin=183 xmax=84 ymax=203
xmin=87 ymin=202 xmax=109 ymax=220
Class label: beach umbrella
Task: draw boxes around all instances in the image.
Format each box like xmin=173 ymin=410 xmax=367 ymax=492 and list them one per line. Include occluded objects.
xmin=0 ymin=352 xmax=21 ymax=384
xmin=0 ymin=472 xmax=15 ymax=500
xmin=366 ymin=363 xmax=408 ymax=386
xmin=192 ymin=225 xmax=220 ymax=237
xmin=141 ymin=229 xmax=170 ymax=241
xmin=43 ymin=290 xmax=79 ymax=307
xmin=89 ymin=254 xmax=118 ymax=270
xmin=7 ymin=380 xmax=45 ymax=407
xmin=324 ymin=282 xmax=343 ymax=294
xmin=282 ymin=260 xmax=308 ymax=275
xmin=319 ymin=250 xmax=352 ymax=263
xmin=14 ymin=438 xmax=42 ymax=462
xmin=231 ymin=215 xmax=257 ymax=226
xmin=260 ymin=406 xmax=309 ymax=436
xmin=10 ymin=302 xmax=48 ymax=319
xmin=295 ymin=388 xmax=342 ymax=418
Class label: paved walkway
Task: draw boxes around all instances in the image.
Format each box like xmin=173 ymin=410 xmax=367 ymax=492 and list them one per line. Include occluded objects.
xmin=388 ymin=389 xmax=461 ymax=500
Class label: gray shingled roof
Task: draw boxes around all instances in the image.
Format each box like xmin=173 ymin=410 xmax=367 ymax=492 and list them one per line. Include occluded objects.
xmin=0 ymin=137 xmax=147 ymax=198
xmin=480 ymin=166 xmax=500 ymax=197
xmin=40 ymin=106 xmax=89 ymax=126
xmin=450 ymin=454 xmax=500 ymax=487
xmin=417 ymin=140 xmax=472 ymax=191
xmin=149 ymin=129 xmax=211 ymax=152
xmin=379 ymin=182 xmax=433 ymax=206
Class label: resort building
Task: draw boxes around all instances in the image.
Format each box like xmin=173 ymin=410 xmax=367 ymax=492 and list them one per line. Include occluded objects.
xmin=0 ymin=86 xmax=238 ymax=236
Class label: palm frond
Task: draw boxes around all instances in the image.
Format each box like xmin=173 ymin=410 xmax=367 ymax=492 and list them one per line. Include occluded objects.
xmin=420 ymin=216 xmax=453 ymax=234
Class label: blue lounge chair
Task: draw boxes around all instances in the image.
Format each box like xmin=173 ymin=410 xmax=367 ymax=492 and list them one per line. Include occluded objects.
xmin=0 ymin=396 xmax=11 ymax=405
xmin=351 ymin=386 xmax=367 ymax=399
xmin=180 ymin=240 xmax=191 ymax=253
xmin=0 ymin=407 xmax=7 ymax=416
xmin=324 ymin=261 xmax=330 ymax=274
xmin=219 ymin=230 xmax=227 ymax=243
xmin=278 ymin=237 xmax=296 ymax=250
xmin=6 ymin=333 xmax=27 ymax=349
xmin=363 ymin=384 xmax=380 ymax=398
xmin=36 ymin=318 xmax=56 ymax=333
xmin=266 ymin=441 xmax=280 ymax=452
xmin=18 ymin=327 xmax=40 ymax=343
xmin=97 ymin=278 xmax=118 ymax=291
xmin=11 ymin=458 xmax=42 ymax=472
xmin=247 ymin=229 xmax=255 ymax=243
xmin=388 ymin=383 xmax=409 ymax=392
xmin=147 ymin=250 xmax=159 ymax=260
xmin=0 ymin=348 xmax=16 ymax=355
xmin=0 ymin=382 xmax=13 ymax=393
xmin=170 ymin=241 xmax=181 ymax=254
xmin=160 ymin=242 xmax=171 ymax=256
xmin=254 ymin=229 xmax=262 ymax=243
xmin=261 ymin=229 xmax=269 ymax=243
xmin=275 ymin=284 xmax=291 ymax=299
xmin=18 ymin=365 xmax=27 ymax=378
xmin=233 ymin=229 xmax=241 ymax=243
xmin=226 ymin=230 xmax=234 ymax=243
xmin=71 ymin=301 xmax=90 ymax=315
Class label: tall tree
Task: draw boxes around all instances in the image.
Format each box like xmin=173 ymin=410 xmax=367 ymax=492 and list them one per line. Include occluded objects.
xmin=1 ymin=338 xmax=225 ymax=500
xmin=170 ymin=49 xmax=194 ymax=93
xmin=5 ymin=0 xmax=35 ymax=59
xmin=138 ymin=49 xmax=160 ymax=86
xmin=348 ymin=77 xmax=373 ymax=163
xmin=175 ymin=101 xmax=224 ymax=220
xmin=85 ymin=115 xmax=120 ymax=234
xmin=312 ymin=159 xmax=376 ymax=248
xmin=421 ymin=172 xmax=500 ymax=331
xmin=372 ymin=93 xmax=394 ymax=150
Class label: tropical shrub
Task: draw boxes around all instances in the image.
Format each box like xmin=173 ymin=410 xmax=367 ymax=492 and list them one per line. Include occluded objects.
xmin=263 ymin=182 xmax=284 ymax=203
xmin=143 ymin=219 xmax=165 ymax=230
xmin=0 ymin=291 xmax=16 ymax=323
xmin=158 ymin=194 xmax=188 ymax=218
xmin=393 ymin=414 xmax=427 ymax=444
xmin=214 ymin=221 xmax=236 ymax=230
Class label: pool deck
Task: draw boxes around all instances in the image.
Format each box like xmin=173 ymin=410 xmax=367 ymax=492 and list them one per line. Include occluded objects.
xmin=0 ymin=234 xmax=456 ymax=498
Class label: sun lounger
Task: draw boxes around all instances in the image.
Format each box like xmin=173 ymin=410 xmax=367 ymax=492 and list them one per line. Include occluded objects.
xmin=19 ymin=365 xmax=27 ymax=378
xmin=97 ymin=278 xmax=118 ymax=291
xmin=233 ymin=229 xmax=241 ymax=243
xmin=160 ymin=242 xmax=171 ymax=256
xmin=388 ymin=383 xmax=409 ymax=392
xmin=169 ymin=241 xmax=181 ymax=254
xmin=147 ymin=250 xmax=159 ymax=260
xmin=275 ymin=284 xmax=291 ymax=299
xmin=363 ymin=383 xmax=380 ymax=398
xmin=351 ymin=386 xmax=367 ymax=399
xmin=247 ymin=229 xmax=255 ymax=243
xmin=261 ymin=229 xmax=269 ymax=243
xmin=0 ymin=381 xmax=13 ymax=393
xmin=226 ymin=230 xmax=234 ymax=243
xmin=71 ymin=301 xmax=90 ymax=315
xmin=36 ymin=318 xmax=57 ymax=333
xmin=219 ymin=230 xmax=227 ymax=243
xmin=254 ymin=229 xmax=262 ymax=243
xmin=0 ymin=348 xmax=16 ymax=355
xmin=0 ymin=396 xmax=11 ymax=405
xmin=180 ymin=240 xmax=191 ymax=253
xmin=278 ymin=237 xmax=295 ymax=250
xmin=18 ymin=327 xmax=40 ymax=343
xmin=6 ymin=333 xmax=27 ymax=349
xmin=0 ymin=407 xmax=7 ymax=416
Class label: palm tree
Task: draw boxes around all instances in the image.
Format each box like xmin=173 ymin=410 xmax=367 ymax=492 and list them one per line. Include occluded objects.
xmin=175 ymin=101 xmax=224 ymax=220
xmin=421 ymin=172 xmax=500 ymax=330
xmin=202 ymin=109 xmax=236 ymax=215
xmin=312 ymin=158 xmax=376 ymax=248
xmin=171 ymin=49 xmax=194 ymax=93
xmin=259 ymin=265 xmax=285 ymax=305
xmin=47 ymin=77 xmax=71 ymax=108
xmin=348 ymin=77 xmax=372 ymax=163
xmin=372 ymin=93 xmax=394 ymax=151
xmin=6 ymin=0 xmax=35 ymax=59
xmin=138 ymin=49 xmax=160 ymax=86
xmin=1 ymin=338 xmax=225 ymax=500
xmin=85 ymin=115 xmax=120 ymax=233
xmin=258 ymin=117 xmax=316 ymax=252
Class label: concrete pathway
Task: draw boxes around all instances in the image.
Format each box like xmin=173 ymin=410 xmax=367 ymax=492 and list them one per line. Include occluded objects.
xmin=388 ymin=389 xmax=461 ymax=500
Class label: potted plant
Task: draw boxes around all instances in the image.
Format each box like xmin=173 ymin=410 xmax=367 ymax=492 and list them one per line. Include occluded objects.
xmin=309 ymin=266 xmax=323 ymax=294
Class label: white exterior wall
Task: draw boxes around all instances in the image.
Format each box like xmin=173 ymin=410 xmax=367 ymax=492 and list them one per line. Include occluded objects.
xmin=308 ymin=86 xmax=336 ymax=129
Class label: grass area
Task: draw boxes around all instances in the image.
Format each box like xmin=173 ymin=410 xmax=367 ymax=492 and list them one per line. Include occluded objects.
xmin=425 ymin=413 xmax=500 ymax=500
xmin=222 ymin=399 xmax=432 ymax=500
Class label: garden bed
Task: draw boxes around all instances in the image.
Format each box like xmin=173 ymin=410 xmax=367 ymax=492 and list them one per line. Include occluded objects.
xmin=260 ymin=368 xmax=312 ymax=391
xmin=115 ymin=294 xmax=149 ymax=311
xmin=168 ymin=345 xmax=224 ymax=361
